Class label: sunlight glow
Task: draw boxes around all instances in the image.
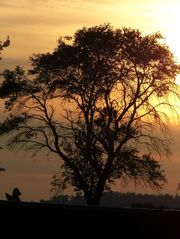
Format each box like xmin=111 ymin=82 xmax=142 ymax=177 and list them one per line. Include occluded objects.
xmin=176 ymin=75 xmax=180 ymax=86
xmin=165 ymin=2 xmax=180 ymax=57
xmin=159 ymin=2 xmax=180 ymax=86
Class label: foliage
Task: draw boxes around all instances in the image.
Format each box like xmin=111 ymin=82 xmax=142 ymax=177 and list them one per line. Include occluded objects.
xmin=0 ymin=35 xmax=10 ymax=157
xmin=0 ymin=36 xmax=10 ymax=60
xmin=0 ymin=24 xmax=180 ymax=205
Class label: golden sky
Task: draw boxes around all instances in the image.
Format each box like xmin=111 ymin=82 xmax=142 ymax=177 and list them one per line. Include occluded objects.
xmin=1 ymin=0 xmax=180 ymax=201
xmin=1 ymin=0 xmax=180 ymax=69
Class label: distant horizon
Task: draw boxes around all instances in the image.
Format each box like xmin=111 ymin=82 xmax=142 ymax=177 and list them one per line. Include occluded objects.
xmin=41 ymin=191 xmax=180 ymax=209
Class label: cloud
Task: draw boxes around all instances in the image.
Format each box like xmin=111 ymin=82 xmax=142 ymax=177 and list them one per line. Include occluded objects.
xmin=0 ymin=11 xmax=94 ymax=27
xmin=0 ymin=0 xmax=120 ymax=10
xmin=0 ymin=0 xmax=108 ymax=29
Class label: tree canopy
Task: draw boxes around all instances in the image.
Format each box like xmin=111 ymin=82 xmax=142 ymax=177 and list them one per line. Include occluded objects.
xmin=0 ymin=25 xmax=179 ymax=205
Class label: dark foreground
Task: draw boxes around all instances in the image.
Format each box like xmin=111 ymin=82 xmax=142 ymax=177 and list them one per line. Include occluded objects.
xmin=1 ymin=200 xmax=180 ymax=238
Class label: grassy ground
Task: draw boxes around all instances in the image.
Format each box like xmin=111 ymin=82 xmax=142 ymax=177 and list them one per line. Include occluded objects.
xmin=1 ymin=200 xmax=180 ymax=238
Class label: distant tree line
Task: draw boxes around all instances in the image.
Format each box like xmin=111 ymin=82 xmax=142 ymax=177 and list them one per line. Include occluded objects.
xmin=41 ymin=192 xmax=180 ymax=209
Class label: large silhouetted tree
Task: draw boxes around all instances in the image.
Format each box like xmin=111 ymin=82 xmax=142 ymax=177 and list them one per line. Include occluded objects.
xmin=0 ymin=25 xmax=180 ymax=205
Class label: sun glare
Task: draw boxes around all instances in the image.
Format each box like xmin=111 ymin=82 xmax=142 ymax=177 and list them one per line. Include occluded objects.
xmin=175 ymin=74 xmax=180 ymax=86
xmin=163 ymin=2 xmax=180 ymax=58
xmin=163 ymin=3 xmax=180 ymax=86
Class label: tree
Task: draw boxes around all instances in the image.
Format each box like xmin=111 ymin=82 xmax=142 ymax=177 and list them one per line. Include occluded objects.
xmin=0 ymin=25 xmax=179 ymax=205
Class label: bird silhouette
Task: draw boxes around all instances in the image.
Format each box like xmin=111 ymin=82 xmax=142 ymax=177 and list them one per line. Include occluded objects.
xmin=5 ymin=187 xmax=21 ymax=202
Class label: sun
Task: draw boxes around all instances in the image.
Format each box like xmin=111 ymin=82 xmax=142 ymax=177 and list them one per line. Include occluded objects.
xmin=163 ymin=7 xmax=180 ymax=86
xmin=176 ymin=75 xmax=180 ymax=86
xmin=160 ymin=3 xmax=180 ymax=55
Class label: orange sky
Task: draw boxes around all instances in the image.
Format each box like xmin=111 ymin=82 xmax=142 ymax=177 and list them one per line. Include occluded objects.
xmin=1 ymin=0 xmax=180 ymax=69
xmin=1 ymin=0 xmax=180 ymax=201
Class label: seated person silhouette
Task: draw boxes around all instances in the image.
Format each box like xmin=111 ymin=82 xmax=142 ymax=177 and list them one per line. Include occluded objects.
xmin=5 ymin=187 xmax=21 ymax=202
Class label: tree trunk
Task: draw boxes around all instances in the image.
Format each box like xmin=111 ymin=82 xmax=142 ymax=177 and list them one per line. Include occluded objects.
xmin=84 ymin=183 xmax=105 ymax=206
xmin=84 ymin=192 xmax=101 ymax=206
xmin=86 ymin=196 xmax=101 ymax=206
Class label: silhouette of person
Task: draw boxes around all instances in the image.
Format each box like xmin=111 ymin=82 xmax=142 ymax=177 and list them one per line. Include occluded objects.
xmin=5 ymin=187 xmax=21 ymax=202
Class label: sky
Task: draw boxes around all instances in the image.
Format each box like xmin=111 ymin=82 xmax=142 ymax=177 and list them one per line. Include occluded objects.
xmin=1 ymin=0 xmax=180 ymax=202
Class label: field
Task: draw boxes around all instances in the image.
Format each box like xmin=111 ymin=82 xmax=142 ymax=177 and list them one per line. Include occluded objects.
xmin=1 ymin=200 xmax=180 ymax=238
